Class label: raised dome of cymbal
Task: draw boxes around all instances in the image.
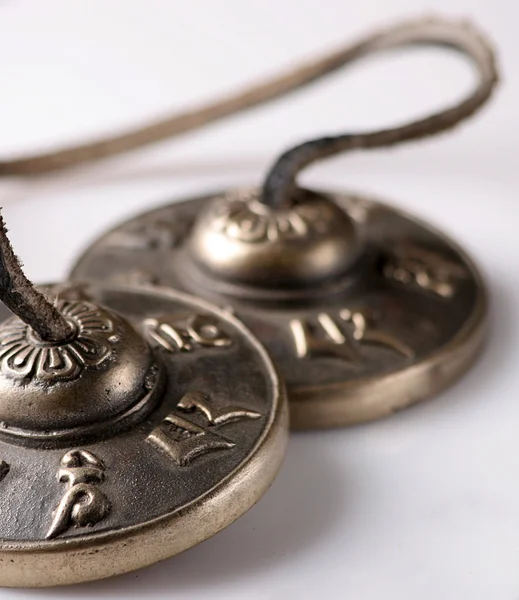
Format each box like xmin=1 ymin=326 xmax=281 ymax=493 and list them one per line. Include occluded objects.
xmin=187 ymin=188 xmax=364 ymax=289
xmin=0 ymin=299 xmax=162 ymax=445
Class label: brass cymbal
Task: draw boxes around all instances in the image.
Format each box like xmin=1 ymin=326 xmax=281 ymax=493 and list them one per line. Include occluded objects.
xmin=70 ymin=188 xmax=486 ymax=429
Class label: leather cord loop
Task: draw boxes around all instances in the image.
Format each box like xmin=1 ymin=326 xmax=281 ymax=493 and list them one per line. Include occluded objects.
xmin=0 ymin=15 xmax=497 ymax=180
xmin=260 ymin=16 xmax=498 ymax=207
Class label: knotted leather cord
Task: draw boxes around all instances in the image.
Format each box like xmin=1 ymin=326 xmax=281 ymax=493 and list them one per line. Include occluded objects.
xmin=0 ymin=15 xmax=498 ymax=341
xmin=0 ymin=15 xmax=497 ymax=179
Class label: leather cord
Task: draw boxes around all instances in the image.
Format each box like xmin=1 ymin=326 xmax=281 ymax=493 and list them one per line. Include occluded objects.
xmin=0 ymin=216 xmax=73 ymax=342
xmin=261 ymin=17 xmax=498 ymax=207
xmin=0 ymin=15 xmax=498 ymax=180
xmin=0 ymin=15 xmax=498 ymax=339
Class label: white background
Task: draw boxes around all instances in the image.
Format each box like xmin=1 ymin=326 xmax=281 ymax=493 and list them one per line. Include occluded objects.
xmin=0 ymin=1 xmax=517 ymax=598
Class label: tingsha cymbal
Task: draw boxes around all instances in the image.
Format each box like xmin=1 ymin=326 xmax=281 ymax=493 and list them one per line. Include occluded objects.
xmin=0 ymin=223 xmax=286 ymax=587
xmin=69 ymin=16 xmax=496 ymax=430
xmin=70 ymin=187 xmax=486 ymax=429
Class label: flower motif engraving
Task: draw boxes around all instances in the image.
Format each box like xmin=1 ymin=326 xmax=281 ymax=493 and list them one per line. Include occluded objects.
xmin=209 ymin=189 xmax=335 ymax=243
xmin=0 ymin=301 xmax=115 ymax=382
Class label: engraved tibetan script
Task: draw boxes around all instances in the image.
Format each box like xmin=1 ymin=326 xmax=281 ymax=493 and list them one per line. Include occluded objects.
xmin=142 ymin=313 xmax=232 ymax=353
xmin=46 ymin=450 xmax=110 ymax=540
xmin=147 ymin=391 xmax=261 ymax=466
xmin=102 ymin=213 xmax=190 ymax=251
xmin=383 ymin=243 xmax=467 ymax=298
xmin=110 ymin=269 xmax=159 ymax=287
xmin=290 ymin=307 xmax=414 ymax=365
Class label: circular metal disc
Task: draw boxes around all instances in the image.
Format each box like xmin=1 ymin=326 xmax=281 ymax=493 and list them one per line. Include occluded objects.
xmin=70 ymin=190 xmax=486 ymax=429
xmin=0 ymin=282 xmax=287 ymax=587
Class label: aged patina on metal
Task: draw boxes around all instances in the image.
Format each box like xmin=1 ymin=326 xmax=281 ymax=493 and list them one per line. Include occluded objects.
xmin=71 ymin=189 xmax=486 ymax=429
xmin=70 ymin=18 xmax=497 ymax=429
xmin=0 ymin=221 xmax=287 ymax=587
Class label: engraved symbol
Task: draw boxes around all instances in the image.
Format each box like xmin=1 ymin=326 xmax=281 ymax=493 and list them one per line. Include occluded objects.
xmin=0 ymin=301 xmax=116 ymax=382
xmin=143 ymin=313 xmax=232 ymax=353
xmin=102 ymin=214 xmax=190 ymax=250
xmin=110 ymin=269 xmax=159 ymax=287
xmin=147 ymin=391 xmax=261 ymax=466
xmin=383 ymin=243 xmax=467 ymax=298
xmin=291 ymin=313 xmax=363 ymax=364
xmin=210 ymin=189 xmax=335 ymax=243
xmin=290 ymin=308 xmax=414 ymax=364
xmin=46 ymin=450 xmax=110 ymax=540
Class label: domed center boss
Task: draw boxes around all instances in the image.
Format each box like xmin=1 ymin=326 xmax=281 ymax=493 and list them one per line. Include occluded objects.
xmin=188 ymin=188 xmax=362 ymax=288
xmin=71 ymin=17 xmax=498 ymax=429
xmin=0 ymin=12 xmax=500 ymax=591
xmin=0 ymin=216 xmax=287 ymax=587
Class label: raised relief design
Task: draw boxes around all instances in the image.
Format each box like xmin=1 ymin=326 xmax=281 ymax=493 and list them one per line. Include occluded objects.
xmin=290 ymin=307 xmax=414 ymax=364
xmin=147 ymin=391 xmax=261 ymax=466
xmin=143 ymin=313 xmax=232 ymax=353
xmin=291 ymin=313 xmax=363 ymax=364
xmin=383 ymin=243 xmax=467 ymax=298
xmin=46 ymin=450 xmax=110 ymax=540
xmin=0 ymin=301 xmax=116 ymax=382
xmin=209 ymin=189 xmax=335 ymax=243
xmin=102 ymin=213 xmax=191 ymax=251
xmin=110 ymin=269 xmax=159 ymax=287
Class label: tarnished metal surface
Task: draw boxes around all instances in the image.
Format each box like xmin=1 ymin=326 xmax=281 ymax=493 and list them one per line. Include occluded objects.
xmin=0 ymin=283 xmax=287 ymax=586
xmin=71 ymin=189 xmax=486 ymax=428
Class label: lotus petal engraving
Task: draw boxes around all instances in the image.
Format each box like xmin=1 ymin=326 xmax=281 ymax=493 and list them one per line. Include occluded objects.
xmin=0 ymin=300 xmax=115 ymax=382
xmin=210 ymin=189 xmax=335 ymax=243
